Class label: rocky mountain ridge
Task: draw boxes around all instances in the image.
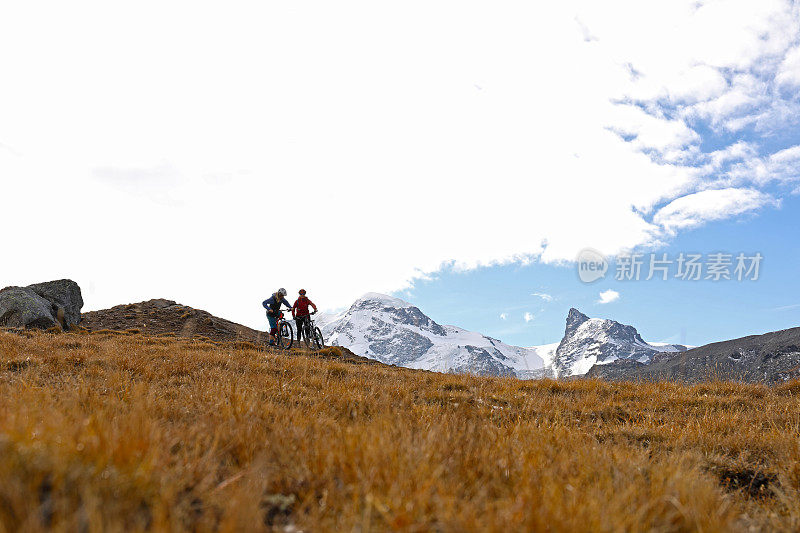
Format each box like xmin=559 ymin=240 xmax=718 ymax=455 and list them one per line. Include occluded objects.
xmin=586 ymin=326 xmax=800 ymax=383
xmin=318 ymin=293 xmax=545 ymax=377
xmin=318 ymin=293 xmax=683 ymax=379
xmin=552 ymin=308 xmax=687 ymax=377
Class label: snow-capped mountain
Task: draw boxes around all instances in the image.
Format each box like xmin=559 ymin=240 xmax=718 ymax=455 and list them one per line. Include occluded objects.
xmin=552 ymin=308 xmax=688 ymax=377
xmin=317 ymin=294 xmax=687 ymax=379
xmin=317 ymin=293 xmax=545 ymax=378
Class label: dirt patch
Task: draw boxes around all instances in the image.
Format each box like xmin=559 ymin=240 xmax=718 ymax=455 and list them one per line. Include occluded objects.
xmin=5 ymin=359 xmax=33 ymax=372
xmin=710 ymin=463 xmax=778 ymax=498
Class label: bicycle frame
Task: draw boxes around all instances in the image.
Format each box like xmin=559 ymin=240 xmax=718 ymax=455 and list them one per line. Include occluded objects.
xmin=296 ymin=314 xmax=313 ymax=341
xmin=295 ymin=313 xmax=323 ymax=349
xmin=270 ymin=310 xmax=294 ymax=349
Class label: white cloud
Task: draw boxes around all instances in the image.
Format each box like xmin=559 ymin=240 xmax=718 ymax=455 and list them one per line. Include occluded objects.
xmin=686 ymin=74 xmax=767 ymax=131
xmin=707 ymin=141 xmax=757 ymax=170
xmin=665 ymin=65 xmax=728 ymax=104
xmin=653 ymin=188 xmax=777 ymax=235
xmin=777 ymin=45 xmax=800 ymax=87
xmin=765 ymin=146 xmax=800 ymax=184
xmin=499 ymin=313 xmax=508 ymax=321
xmin=773 ymin=303 xmax=800 ymax=311
xmin=597 ymin=290 xmax=620 ymax=304
xmin=610 ymin=104 xmax=699 ymax=152
xmin=532 ymin=292 xmax=554 ymax=302
xmin=714 ymin=145 xmax=800 ymax=187
xmin=524 ymin=312 xmax=535 ymax=323
xmin=0 ymin=1 xmax=797 ymax=327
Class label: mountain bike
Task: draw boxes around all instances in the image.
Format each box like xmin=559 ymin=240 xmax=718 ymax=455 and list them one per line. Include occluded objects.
xmin=276 ymin=311 xmax=294 ymax=349
xmin=297 ymin=312 xmax=324 ymax=350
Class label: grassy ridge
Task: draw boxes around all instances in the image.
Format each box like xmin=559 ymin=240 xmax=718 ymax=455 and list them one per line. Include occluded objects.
xmin=1 ymin=330 xmax=800 ymax=531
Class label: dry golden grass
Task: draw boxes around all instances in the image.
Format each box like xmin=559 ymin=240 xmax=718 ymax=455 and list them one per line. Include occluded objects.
xmin=1 ymin=330 xmax=800 ymax=532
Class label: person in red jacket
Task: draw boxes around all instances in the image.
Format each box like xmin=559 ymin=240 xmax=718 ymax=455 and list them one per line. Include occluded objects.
xmin=292 ymin=289 xmax=318 ymax=343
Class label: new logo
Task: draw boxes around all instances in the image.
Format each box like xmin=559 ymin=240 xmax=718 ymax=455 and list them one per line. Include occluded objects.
xmin=577 ymin=248 xmax=608 ymax=283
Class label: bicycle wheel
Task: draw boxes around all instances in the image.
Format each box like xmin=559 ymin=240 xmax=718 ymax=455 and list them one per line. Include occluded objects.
xmin=278 ymin=321 xmax=294 ymax=350
xmin=312 ymin=327 xmax=324 ymax=350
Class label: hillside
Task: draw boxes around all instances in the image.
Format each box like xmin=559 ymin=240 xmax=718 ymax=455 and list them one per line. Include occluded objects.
xmin=80 ymin=299 xmax=268 ymax=343
xmin=586 ymin=325 xmax=800 ymax=383
xmin=2 ymin=328 xmax=800 ymax=531
xmin=79 ymin=298 xmax=377 ymax=367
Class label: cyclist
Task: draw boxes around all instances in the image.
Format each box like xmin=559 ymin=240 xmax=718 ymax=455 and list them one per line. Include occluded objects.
xmin=263 ymin=288 xmax=292 ymax=346
xmin=292 ymin=289 xmax=318 ymax=343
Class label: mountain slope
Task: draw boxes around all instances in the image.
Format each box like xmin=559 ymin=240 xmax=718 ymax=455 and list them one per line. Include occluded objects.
xmin=586 ymin=326 xmax=800 ymax=383
xmin=552 ymin=308 xmax=687 ymax=377
xmin=319 ymin=293 xmax=545 ymax=377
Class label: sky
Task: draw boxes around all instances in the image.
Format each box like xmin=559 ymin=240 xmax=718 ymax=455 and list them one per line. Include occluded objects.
xmin=1 ymin=1 xmax=799 ymax=347
xmin=403 ymin=194 xmax=800 ymax=348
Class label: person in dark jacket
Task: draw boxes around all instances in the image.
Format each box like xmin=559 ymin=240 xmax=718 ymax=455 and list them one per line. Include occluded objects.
xmin=291 ymin=289 xmax=318 ymax=342
xmin=263 ymin=288 xmax=292 ymax=345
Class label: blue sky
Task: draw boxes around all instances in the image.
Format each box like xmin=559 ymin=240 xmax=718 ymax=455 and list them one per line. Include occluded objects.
xmin=389 ymin=12 xmax=800 ymax=350
xmin=399 ymin=193 xmax=800 ymax=348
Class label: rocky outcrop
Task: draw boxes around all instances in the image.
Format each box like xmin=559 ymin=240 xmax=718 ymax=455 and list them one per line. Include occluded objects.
xmin=0 ymin=279 xmax=84 ymax=330
xmin=28 ymin=280 xmax=84 ymax=328
xmin=0 ymin=287 xmax=58 ymax=329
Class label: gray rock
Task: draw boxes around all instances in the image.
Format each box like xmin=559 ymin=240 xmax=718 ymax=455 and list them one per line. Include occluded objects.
xmin=149 ymin=299 xmax=178 ymax=309
xmin=27 ymin=279 xmax=84 ymax=328
xmin=449 ymin=346 xmax=517 ymax=377
xmin=350 ymin=297 xmax=447 ymax=336
xmin=367 ymin=322 xmax=434 ymax=365
xmin=0 ymin=287 xmax=57 ymax=329
xmin=0 ymin=279 xmax=84 ymax=330
xmin=565 ymin=307 xmax=590 ymax=333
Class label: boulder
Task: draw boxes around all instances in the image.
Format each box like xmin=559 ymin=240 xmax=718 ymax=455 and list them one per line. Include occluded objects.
xmin=28 ymin=279 xmax=84 ymax=328
xmin=0 ymin=287 xmax=57 ymax=329
xmin=0 ymin=279 xmax=84 ymax=330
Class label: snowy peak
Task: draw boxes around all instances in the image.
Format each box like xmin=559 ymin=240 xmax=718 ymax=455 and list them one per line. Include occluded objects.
xmin=553 ymin=308 xmax=687 ymax=377
xmin=320 ymin=293 xmax=544 ymax=377
xmin=351 ymin=292 xmax=414 ymax=310
xmin=346 ymin=293 xmax=446 ymax=336
xmin=320 ymin=295 xmax=686 ymax=380
xmin=565 ymin=308 xmax=590 ymax=335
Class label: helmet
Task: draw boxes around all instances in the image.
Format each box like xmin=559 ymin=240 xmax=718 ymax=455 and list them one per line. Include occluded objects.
xmin=278 ymin=288 xmax=287 ymax=296
xmin=299 ymin=289 xmax=306 ymax=296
